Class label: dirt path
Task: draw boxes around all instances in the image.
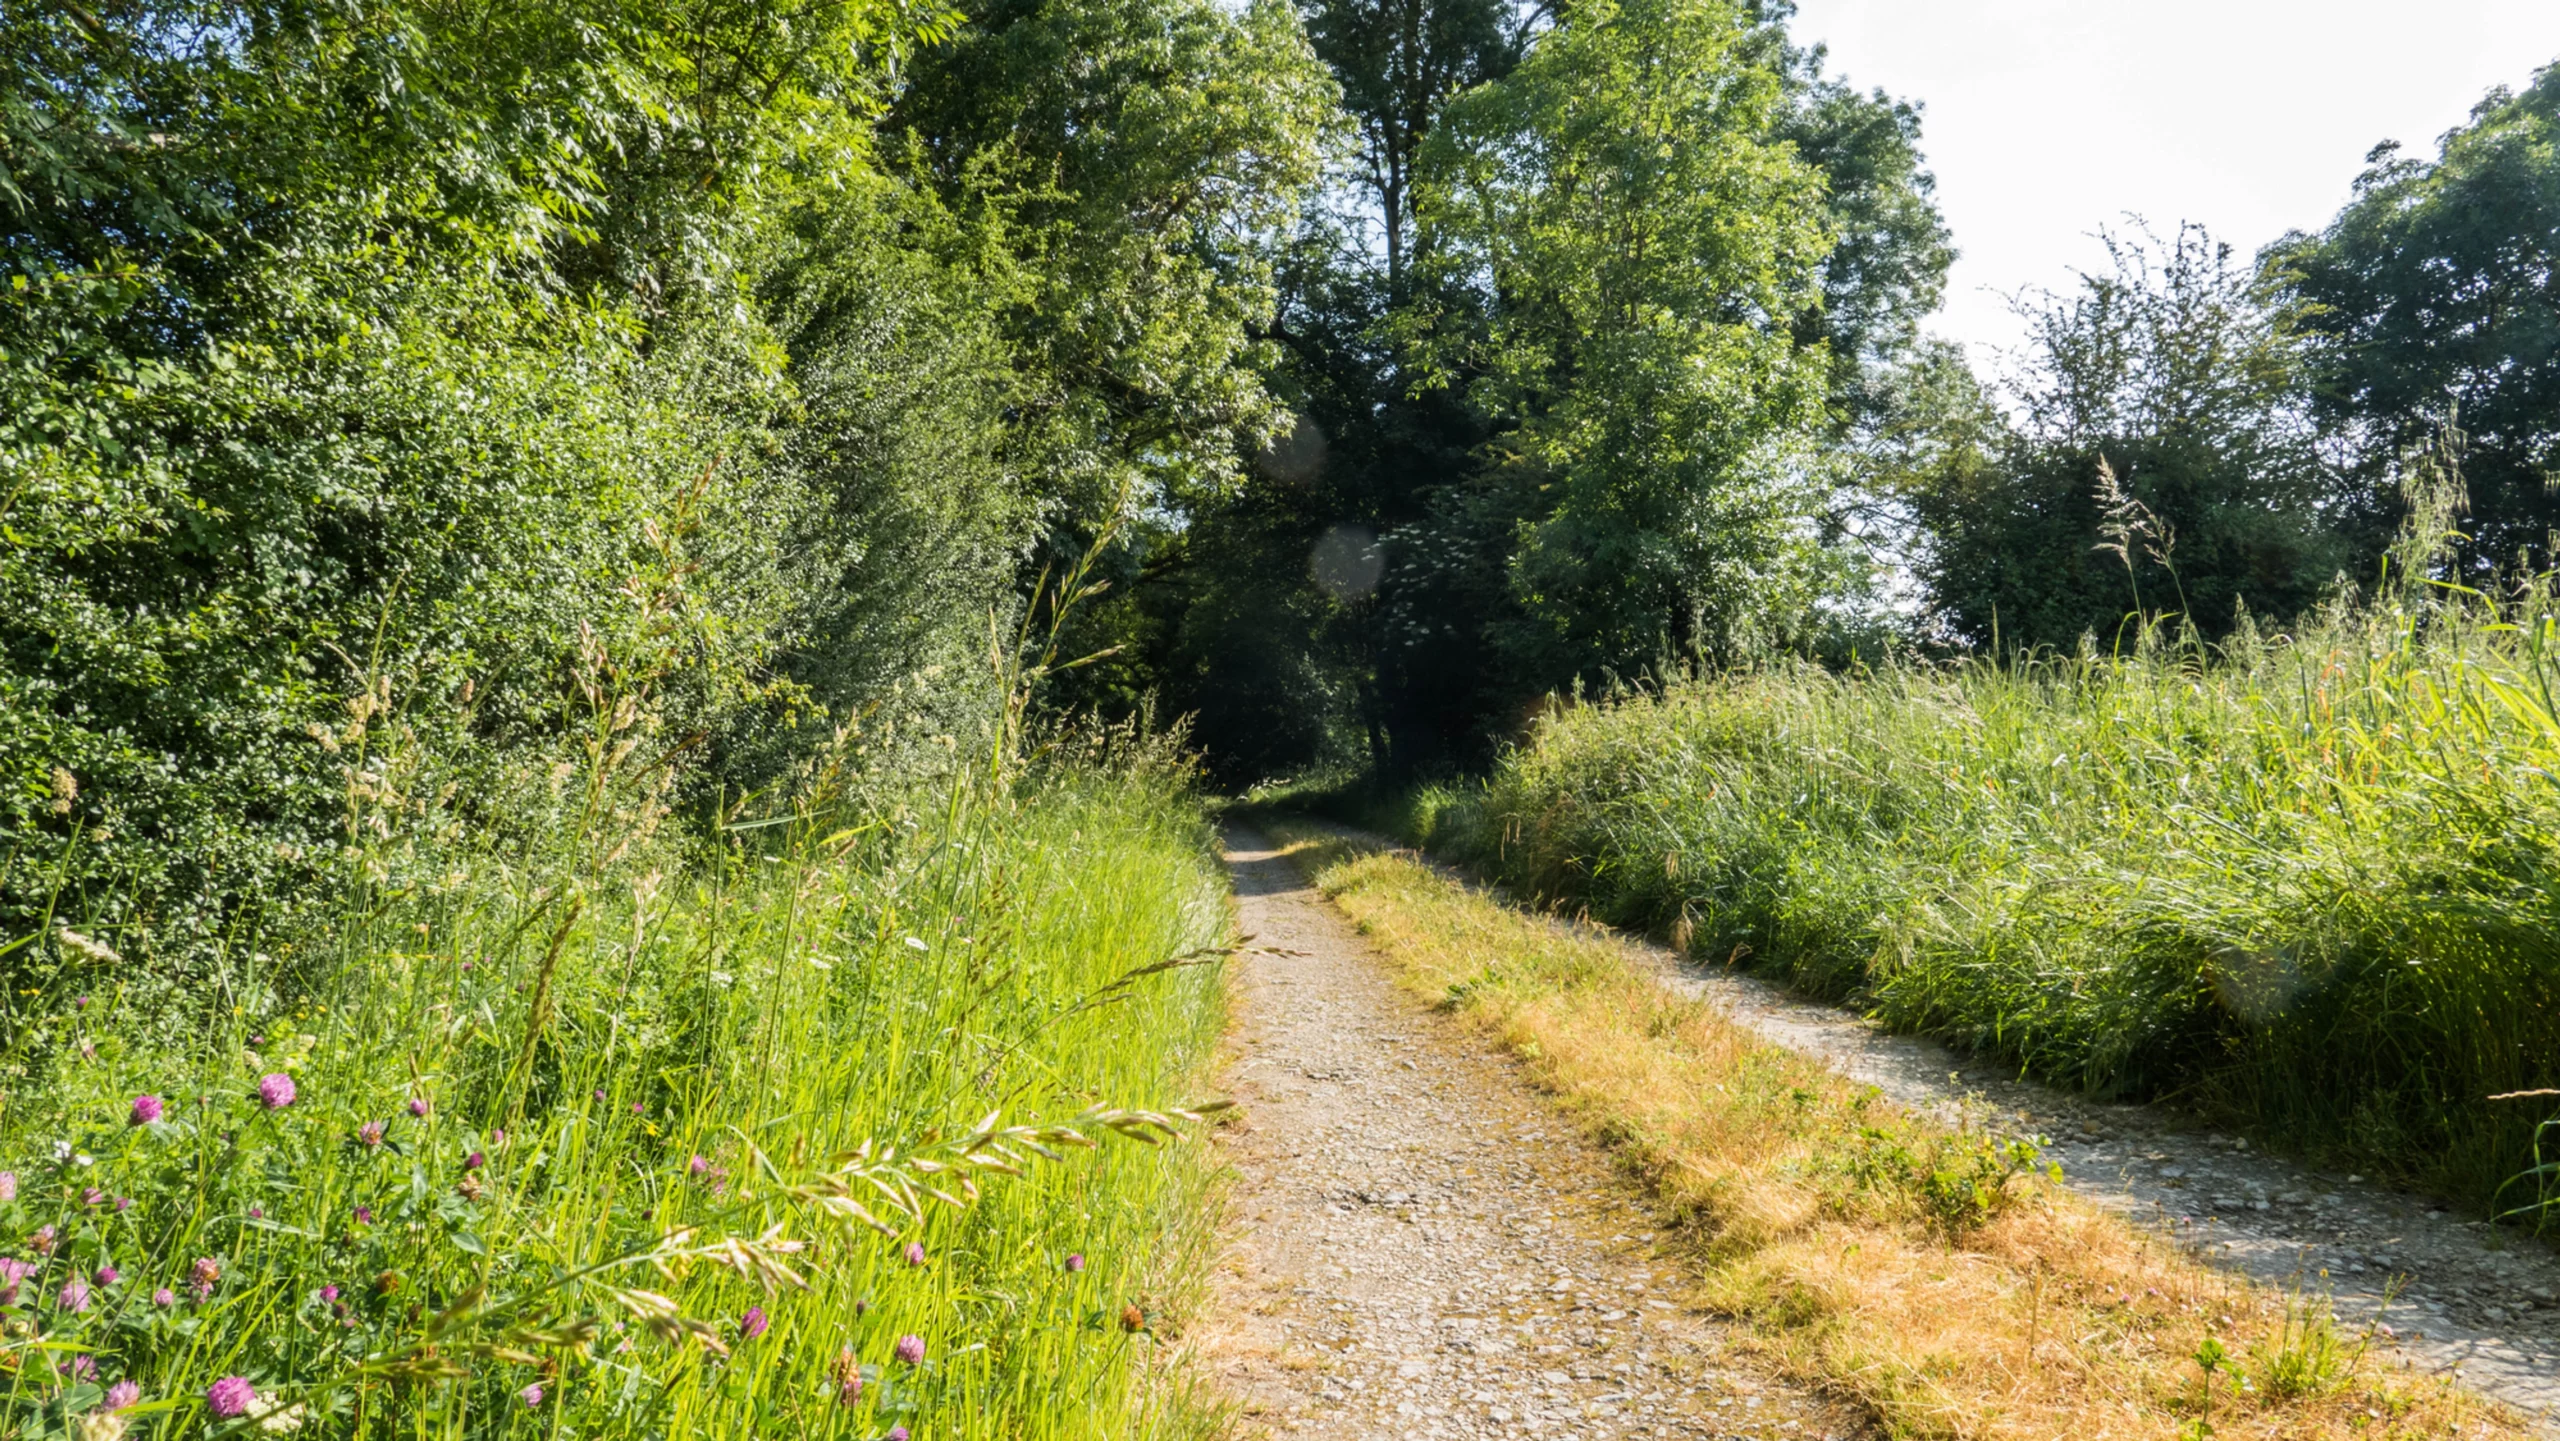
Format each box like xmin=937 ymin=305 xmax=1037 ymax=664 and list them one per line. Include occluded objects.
xmin=1195 ymin=826 xmax=1869 ymax=1441
xmin=1271 ymin=818 xmax=2560 ymax=1433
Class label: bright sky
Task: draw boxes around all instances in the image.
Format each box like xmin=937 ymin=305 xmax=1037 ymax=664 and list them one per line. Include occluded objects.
xmin=1785 ymin=1 xmax=2560 ymax=370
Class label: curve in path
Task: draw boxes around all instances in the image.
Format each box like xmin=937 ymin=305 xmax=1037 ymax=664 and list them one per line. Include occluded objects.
xmin=1195 ymin=826 xmax=1871 ymax=1440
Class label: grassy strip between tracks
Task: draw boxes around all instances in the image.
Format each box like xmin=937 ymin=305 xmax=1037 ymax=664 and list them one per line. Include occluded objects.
xmin=1250 ymin=816 xmax=2526 ymax=1441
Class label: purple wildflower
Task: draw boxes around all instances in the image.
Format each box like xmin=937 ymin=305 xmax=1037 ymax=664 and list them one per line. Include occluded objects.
xmin=853 ymin=1297 xmax=869 ymax=1317
xmin=113 ymin=1196 xmax=132 ymax=1213
xmin=593 ymin=1089 xmax=606 ymax=1101
xmin=353 ymin=1206 xmax=373 ymax=1225
xmin=189 ymin=1256 xmax=221 ymax=1296
xmin=629 ymin=1101 xmax=644 ymax=1115
xmin=249 ymin=1034 xmax=263 ymax=1047
xmin=65 ymin=1354 xmax=95 ymax=1383
xmin=688 ymin=1154 xmax=709 ymax=1176
xmin=464 ymin=1150 xmax=486 ymax=1171
xmin=0 ymin=1256 xmax=25 ymax=1308
xmin=519 ymin=1383 xmax=544 ymax=1408
xmin=57 ymin=1276 xmax=89 ymax=1312
xmin=1065 ymin=1253 xmax=1085 ymax=1273
xmin=319 ymin=1285 xmax=339 ymax=1303
xmin=0 ymin=1173 xmax=14 ymax=1202
xmin=82 ymin=1187 xmax=104 ymax=1208
xmin=904 ymin=1241 xmax=926 ymax=1267
xmin=104 ymin=1379 xmax=140 ymax=1411
xmin=74 ymin=996 xmax=89 ymax=1011
xmin=888 ymin=1429 xmax=910 ymax=1441
xmin=152 ymin=1288 xmax=174 ymax=1307
xmin=409 ymin=1097 xmax=430 ymax=1117
xmin=95 ymin=1266 xmax=118 ymax=1286
xmin=205 ymin=1376 xmax=255 ymax=1418
xmin=247 ymin=1206 xmax=263 ymax=1220
xmin=740 ymin=1305 xmax=768 ymax=1340
xmin=357 ymin=1120 xmax=387 ymax=1148
xmin=129 ymin=1094 xmax=163 ymax=1126
xmin=894 ymin=1334 xmax=925 ymax=1365
xmin=257 ymin=1072 xmax=296 ymax=1109
xmin=29 ymin=1226 xmax=56 ymax=1255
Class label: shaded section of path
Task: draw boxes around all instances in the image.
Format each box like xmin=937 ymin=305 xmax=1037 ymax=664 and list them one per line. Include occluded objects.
xmin=1193 ymin=827 xmax=1868 ymax=1440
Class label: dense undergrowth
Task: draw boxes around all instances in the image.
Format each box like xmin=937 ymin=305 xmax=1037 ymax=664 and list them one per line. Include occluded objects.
xmin=0 ymin=741 xmax=1234 ymax=1437
xmin=1347 ymin=586 xmax=2560 ymax=1218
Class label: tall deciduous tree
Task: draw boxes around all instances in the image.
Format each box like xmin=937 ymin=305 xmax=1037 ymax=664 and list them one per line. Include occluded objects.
xmin=1894 ymin=224 xmax=2351 ymax=649
xmin=2269 ymin=63 xmax=2560 ymax=573
xmin=1407 ymin=0 xmax=1836 ymax=683
xmin=1301 ymin=0 xmax=1525 ymax=287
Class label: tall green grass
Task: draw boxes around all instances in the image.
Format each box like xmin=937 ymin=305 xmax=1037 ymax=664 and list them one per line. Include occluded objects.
xmin=1415 ymin=598 xmax=2560 ymax=1214
xmin=0 ymin=752 xmax=1233 ymax=1437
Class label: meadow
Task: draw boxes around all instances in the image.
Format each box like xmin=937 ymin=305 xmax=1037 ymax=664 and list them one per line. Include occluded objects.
xmin=0 ymin=748 xmax=1234 ymax=1438
xmin=1392 ymin=588 xmax=2560 ymax=1219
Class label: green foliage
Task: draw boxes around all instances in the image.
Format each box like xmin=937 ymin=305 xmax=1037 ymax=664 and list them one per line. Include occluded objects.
xmin=0 ymin=759 xmax=1233 ymax=1436
xmin=2270 ymin=62 xmax=2560 ymax=573
xmin=2242 ymin=1291 xmax=2360 ymax=1403
xmin=1408 ymin=0 xmax=1836 ymax=680
xmin=1068 ymin=0 xmax=1953 ymax=784
xmin=888 ymin=0 xmax=1340 ymax=517
xmin=1424 ymin=585 xmax=2560 ymax=1209
xmin=3 ymin=0 xmax=1331 ymax=985
xmin=1847 ymin=1123 xmax=2052 ymax=1238
xmin=1890 ymin=224 xmax=2355 ymax=651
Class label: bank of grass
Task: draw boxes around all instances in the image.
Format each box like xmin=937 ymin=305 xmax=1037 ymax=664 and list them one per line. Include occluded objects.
xmin=0 ymin=762 xmax=1233 ymax=1438
xmin=1398 ymin=598 xmax=2560 ymax=1217
xmin=1255 ymin=818 xmax=2525 ymax=1441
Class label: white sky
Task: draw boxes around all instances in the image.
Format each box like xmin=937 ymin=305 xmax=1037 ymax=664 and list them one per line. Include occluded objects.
xmin=1785 ymin=1 xmax=2560 ymax=369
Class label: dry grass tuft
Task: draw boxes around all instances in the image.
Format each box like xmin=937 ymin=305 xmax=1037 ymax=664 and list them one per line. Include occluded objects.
xmin=1257 ymin=821 xmax=2529 ymax=1441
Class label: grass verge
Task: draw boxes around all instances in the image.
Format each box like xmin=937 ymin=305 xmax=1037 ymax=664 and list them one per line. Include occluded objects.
xmin=1252 ymin=815 xmax=2527 ymax=1441
xmin=2 ymin=769 xmax=1233 ymax=1439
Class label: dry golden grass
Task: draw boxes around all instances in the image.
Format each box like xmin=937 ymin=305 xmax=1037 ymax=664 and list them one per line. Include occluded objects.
xmin=1253 ymin=820 xmax=2530 ymax=1441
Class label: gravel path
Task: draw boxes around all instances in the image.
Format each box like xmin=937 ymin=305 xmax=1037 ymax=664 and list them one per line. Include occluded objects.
xmin=1196 ymin=827 xmax=1869 ymax=1441
xmin=1270 ymin=818 xmax=2560 ymax=1433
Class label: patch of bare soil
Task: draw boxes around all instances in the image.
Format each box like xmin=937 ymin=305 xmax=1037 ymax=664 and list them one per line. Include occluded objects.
xmin=1192 ymin=827 xmax=1871 ymax=1441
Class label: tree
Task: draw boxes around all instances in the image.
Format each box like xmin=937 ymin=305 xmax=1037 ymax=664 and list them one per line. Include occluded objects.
xmin=1762 ymin=18 xmax=1955 ymax=432
xmin=1300 ymin=0 xmax=1526 ymax=288
xmin=1405 ymin=0 xmax=1837 ymax=685
xmin=887 ymin=0 xmax=1339 ymax=525
xmin=2268 ymin=63 xmax=2560 ymax=574
xmin=1897 ymin=224 xmax=2352 ymax=649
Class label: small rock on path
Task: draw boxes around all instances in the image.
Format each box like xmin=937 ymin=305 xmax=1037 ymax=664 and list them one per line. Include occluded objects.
xmin=1196 ymin=826 xmax=1867 ymax=1441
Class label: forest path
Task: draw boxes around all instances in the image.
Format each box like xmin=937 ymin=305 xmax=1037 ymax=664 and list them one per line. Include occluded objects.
xmin=1191 ymin=826 xmax=1870 ymax=1440
xmin=1258 ymin=817 xmax=2560 ymax=1433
